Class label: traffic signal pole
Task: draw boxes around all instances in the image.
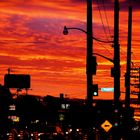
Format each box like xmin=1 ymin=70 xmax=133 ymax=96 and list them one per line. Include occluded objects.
xmin=125 ymin=6 xmax=132 ymax=108
xmin=86 ymin=0 xmax=95 ymax=139
xmin=113 ymin=0 xmax=120 ymax=107
xmin=86 ymin=0 xmax=121 ymax=108
xmin=86 ymin=0 xmax=93 ymax=109
xmin=122 ymin=5 xmax=133 ymax=140
xmin=112 ymin=1 xmax=121 ymax=139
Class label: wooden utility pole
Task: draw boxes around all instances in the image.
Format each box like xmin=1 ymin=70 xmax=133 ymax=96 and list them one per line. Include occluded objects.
xmin=125 ymin=6 xmax=132 ymax=108
xmin=114 ymin=0 xmax=120 ymax=106
xmin=138 ymin=68 xmax=140 ymax=100
xmin=86 ymin=0 xmax=93 ymax=108
xmin=86 ymin=0 xmax=96 ymax=140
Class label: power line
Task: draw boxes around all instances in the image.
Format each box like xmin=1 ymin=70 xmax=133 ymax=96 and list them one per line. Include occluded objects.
xmin=96 ymin=0 xmax=127 ymax=61
xmin=94 ymin=41 xmax=113 ymax=57
xmin=96 ymin=0 xmax=112 ymax=42
xmin=119 ymin=47 xmax=127 ymax=60
xmin=96 ymin=0 xmax=109 ymax=41
xmin=102 ymin=0 xmax=112 ymax=39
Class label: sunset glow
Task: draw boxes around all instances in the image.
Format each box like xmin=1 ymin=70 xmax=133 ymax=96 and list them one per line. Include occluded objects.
xmin=0 ymin=0 xmax=140 ymax=100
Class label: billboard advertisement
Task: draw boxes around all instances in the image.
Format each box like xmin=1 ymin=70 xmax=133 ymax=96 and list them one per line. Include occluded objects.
xmin=4 ymin=74 xmax=30 ymax=89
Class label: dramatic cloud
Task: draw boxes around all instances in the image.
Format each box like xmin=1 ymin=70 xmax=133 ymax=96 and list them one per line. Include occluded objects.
xmin=0 ymin=0 xmax=140 ymax=99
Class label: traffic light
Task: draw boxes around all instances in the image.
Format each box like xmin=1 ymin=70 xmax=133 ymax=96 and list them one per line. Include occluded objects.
xmin=124 ymin=72 xmax=129 ymax=87
xmin=92 ymin=84 xmax=98 ymax=96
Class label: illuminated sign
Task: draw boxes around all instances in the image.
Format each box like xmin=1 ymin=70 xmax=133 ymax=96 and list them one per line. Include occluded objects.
xmin=61 ymin=104 xmax=70 ymax=109
xmin=9 ymin=105 xmax=16 ymax=111
xmin=8 ymin=116 xmax=20 ymax=122
xmin=59 ymin=114 xmax=65 ymax=121
xmin=101 ymin=88 xmax=114 ymax=92
xmin=101 ymin=120 xmax=112 ymax=132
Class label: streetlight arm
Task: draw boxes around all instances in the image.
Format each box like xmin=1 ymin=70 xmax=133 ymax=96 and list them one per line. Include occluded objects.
xmin=65 ymin=27 xmax=87 ymax=34
xmin=63 ymin=26 xmax=113 ymax=44
xmin=93 ymin=53 xmax=114 ymax=64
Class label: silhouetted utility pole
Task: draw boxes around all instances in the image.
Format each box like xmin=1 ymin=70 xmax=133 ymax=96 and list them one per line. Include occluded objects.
xmin=138 ymin=68 xmax=140 ymax=100
xmin=112 ymin=2 xmax=121 ymax=139
xmin=86 ymin=0 xmax=95 ymax=140
xmin=113 ymin=0 xmax=120 ymax=107
xmin=125 ymin=6 xmax=132 ymax=108
xmin=124 ymin=6 xmax=135 ymax=140
xmin=86 ymin=0 xmax=93 ymax=108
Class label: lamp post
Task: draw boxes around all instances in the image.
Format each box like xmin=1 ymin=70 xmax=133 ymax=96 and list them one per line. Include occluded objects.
xmin=63 ymin=0 xmax=120 ymax=139
xmin=63 ymin=25 xmax=93 ymax=108
xmin=63 ymin=0 xmax=111 ymax=109
xmin=63 ymin=26 xmax=113 ymax=106
xmin=63 ymin=25 xmax=114 ymax=138
xmin=63 ymin=26 xmax=113 ymax=107
xmin=63 ymin=0 xmax=120 ymax=109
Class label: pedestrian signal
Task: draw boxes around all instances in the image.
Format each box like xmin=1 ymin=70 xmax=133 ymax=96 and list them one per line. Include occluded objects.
xmin=92 ymin=84 xmax=98 ymax=96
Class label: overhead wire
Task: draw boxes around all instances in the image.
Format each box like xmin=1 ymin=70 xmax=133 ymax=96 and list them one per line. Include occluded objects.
xmin=97 ymin=0 xmax=128 ymax=63
xmin=95 ymin=0 xmax=115 ymax=63
xmin=96 ymin=0 xmax=112 ymax=42
xmin=101 ymin=0 xmax=112 ymax=39
xmin=98 ymin=0 xmax=127 ymax=61
xmin=94 ymin=41 xmax=113 ymax=57
xmin=94 ymin=0 xmax=114 ymax=63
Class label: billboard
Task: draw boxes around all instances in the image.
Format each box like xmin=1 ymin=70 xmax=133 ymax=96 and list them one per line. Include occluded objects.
xmin=4 ymin=74 xmax=30 ymax=88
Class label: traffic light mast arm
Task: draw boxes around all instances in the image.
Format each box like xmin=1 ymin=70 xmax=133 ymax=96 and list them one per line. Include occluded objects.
xmin=93 ymin=53 xmax=114 ymax=64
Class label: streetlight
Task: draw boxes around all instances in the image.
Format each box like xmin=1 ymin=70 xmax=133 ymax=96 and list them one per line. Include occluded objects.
xmin=63 ymin=26 xmax=114 ymax=140
xmin=63 ymin=0 xmax=120 ymax=109
xmin=63 ymin=0 xmax=120 ymax=139
xmin=63 ymin=26 xmax=113 ymax=107
xmin=63 ymin=26 xmax=113 ymax=44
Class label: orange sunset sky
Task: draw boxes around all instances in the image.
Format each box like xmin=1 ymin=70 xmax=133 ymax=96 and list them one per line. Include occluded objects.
xmin=0 ymin=0 xmax=140 ymax=100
